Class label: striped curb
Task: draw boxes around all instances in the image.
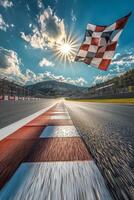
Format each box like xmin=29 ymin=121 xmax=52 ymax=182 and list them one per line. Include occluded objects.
xmin=0 ymin=102 xmax=112 ymax=200
xmin=0 ymin=102 xmax=57 ymax=141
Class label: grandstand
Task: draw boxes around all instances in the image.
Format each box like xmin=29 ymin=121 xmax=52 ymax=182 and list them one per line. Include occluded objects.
xmin=0 ymin=77 xmax=39 ymax=100
xmin=88 ymin=69 xmax=134 ymax=98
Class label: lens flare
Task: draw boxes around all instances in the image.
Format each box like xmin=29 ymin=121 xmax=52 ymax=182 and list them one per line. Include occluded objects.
xmin=54 ymin=32 xmax=79 ymax=64
xmin=60 ymin=43 xmax=71 ymax=55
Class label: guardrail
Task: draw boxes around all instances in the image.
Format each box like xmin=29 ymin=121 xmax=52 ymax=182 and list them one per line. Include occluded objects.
xmin=0 ymin=95 xmax=40 ymax=101
xmin=88 ymin=85 xmax=134 ymax=98
xmin=0 ymin=77 xmax=41 ymax=100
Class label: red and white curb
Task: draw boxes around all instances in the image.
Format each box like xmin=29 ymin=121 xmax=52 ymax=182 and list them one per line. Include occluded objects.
xmin=0 ymin=102 xmax=112 ymax=200
xmin=0 ymin=103 xmax=57 ymax=141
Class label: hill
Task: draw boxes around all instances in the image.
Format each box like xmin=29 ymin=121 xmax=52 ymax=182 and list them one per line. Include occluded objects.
xmin=26 ymin=80 xmax=88 ymax=97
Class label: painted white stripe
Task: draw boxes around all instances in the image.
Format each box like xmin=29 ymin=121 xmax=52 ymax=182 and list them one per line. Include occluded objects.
xmin=40 ymin=126 xmax=79 ymax=138
xmin=56 ymin=109 xmax=66 ymax=111
xmin=0 ymin=161 xmax=112 ymax=200
xmin=0 ymin=103 xmax=57 ymax=141
xmin=50 ymin=112 xmax=68 ymax=114
xmin=50 ymin=115 xmax=70 ymax=119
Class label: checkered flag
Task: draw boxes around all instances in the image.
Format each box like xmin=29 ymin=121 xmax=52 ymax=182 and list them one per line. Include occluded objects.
xmin=75 ymin=12 xmax=131 ymax=70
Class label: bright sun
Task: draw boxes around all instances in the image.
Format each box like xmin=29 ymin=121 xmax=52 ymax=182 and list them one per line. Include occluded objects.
xmin=60 ymin=43 xmax=71 ymax=55
xmin=54 ymin=33 xmax=79 ymax=64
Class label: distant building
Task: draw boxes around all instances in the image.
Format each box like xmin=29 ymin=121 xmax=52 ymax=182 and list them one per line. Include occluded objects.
xmin=88 ymin=69 xmax=134 ymax=98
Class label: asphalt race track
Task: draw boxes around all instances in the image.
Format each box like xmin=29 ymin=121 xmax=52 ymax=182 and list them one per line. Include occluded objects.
xmin=0 ymin=99 xmax=58 ymax=129
xmin=66 ymin=101 xmax=134 ymax=200
xmin=0 ymin=99 xmax=134 ymax=200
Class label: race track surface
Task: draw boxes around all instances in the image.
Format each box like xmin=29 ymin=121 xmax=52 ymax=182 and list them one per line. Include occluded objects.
xmin=0 ymin=99 xmax=57 ymax=128
xmin=66 ymin=101 xmax=134 ymax=200
xmin=0 ymin=100 xmax=134 ymax=200
xmin=0 ymin=101 xmax=112 ymax=200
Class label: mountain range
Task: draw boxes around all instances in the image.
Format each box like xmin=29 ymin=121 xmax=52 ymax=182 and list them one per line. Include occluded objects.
xmin=26 ymin=80 xmax=88 ymax=97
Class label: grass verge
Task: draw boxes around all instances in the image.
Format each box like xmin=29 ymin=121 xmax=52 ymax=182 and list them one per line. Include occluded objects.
xmin=66 ymin=98 xmax=134 ymax=104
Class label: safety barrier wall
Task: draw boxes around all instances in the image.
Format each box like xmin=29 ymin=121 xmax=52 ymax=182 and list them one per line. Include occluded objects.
xmin=89 ymin=85 xmax=134 ymax=98
xmin=0 ymin=78 xmax=40 ymax=100
xmin=0 ymin=96 xmax=40 ymax=101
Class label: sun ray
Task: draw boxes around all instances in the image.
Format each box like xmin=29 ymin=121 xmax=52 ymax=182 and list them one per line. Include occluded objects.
xmin=53 ymin=32 xmax=80 ymax=64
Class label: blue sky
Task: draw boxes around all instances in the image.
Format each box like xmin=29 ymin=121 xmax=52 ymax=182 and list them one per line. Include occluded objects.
xmin=0 ymin=0 xmax=134 ymax=86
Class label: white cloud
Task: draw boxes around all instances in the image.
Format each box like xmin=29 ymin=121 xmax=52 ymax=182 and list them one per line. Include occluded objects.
xmin=0 ymin=14 xmax=9 ymax=31
xmin=24 ymin=45 xmax=28 ymax=49
xmin=29 ymin=23 xmax=32 ymax=28
xmin=21 ymin=31 xmax=44 ymax=49
xmin=19 ymin=69 xmax=87 ymax=86
xmin=10 ymin=23 xmax=14 ymax=28
xmin=113 ymin=53 xmax=120 ymax=60
xmin=0 ymin=0 xmax=13 ymax=8
xmin=76 ymin=77 xmax=87 ymax=86
xmin=25 ymin=70 xmax=87 ymax=86
xmin=63 ymin=76 xmax=87 ymax=86
xmin=35 ymin=71 xmax=87 ymax=86
xmin=0 ymin=47 xmax=27 ymax=83
xmin=0 ymin=47 xmax=87 ymax=86
xmin=93 ymin=49 xmax=134 ymax=85
xmin=0 ymin=47 xmax=20 ymax=72
xmin=112 ymin=51 xmax=134 ymax=66
xmin=25 ymin=69 xmax=38 ymax=83
xmin=110 ymin=50 xmax=134 ymax=74
xmin=26 ymin=3 xmax=30 ymax=11
xmin=37 ymin=0 xmax=44 ymax=9
xmin=93 ymin=74 xmax=114 ymax=85
xmin=71 ymin=9 xmax=77 ymax=22
xmin=39 ymin=58 xmax=55 ymax=67
xmin=21 ymin=6 xmax=66 ymax=49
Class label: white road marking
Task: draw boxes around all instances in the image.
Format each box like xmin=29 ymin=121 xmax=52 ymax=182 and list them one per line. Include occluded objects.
xmin=49 ymin=112 xmax=68 ymax=114
xmin=0 ymin=103 xmax=57 ymax=141
xmin=0 ymin=161 xmax=112 ymax=200
xmin=40 ymin=126 xmax=79 ymax=138
xmin=49 ymin=115 xmax=71 ymax=119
